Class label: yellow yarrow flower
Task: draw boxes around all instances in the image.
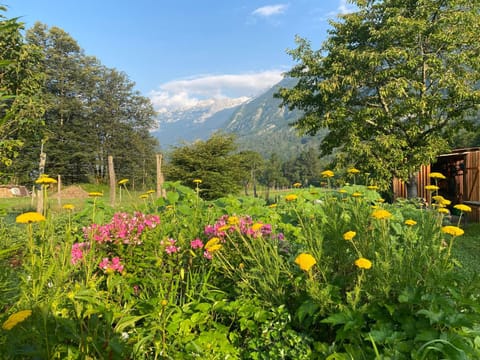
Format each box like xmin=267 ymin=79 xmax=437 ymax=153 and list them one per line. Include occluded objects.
xmin=146 ymin=189 xmax=155 ymax=194
xmin=347 ymin=168 xmax=360 ymax=174
xmin=35 ymin=175 xmax=57 ymax=184
xmin=371 ymin=209 xmax=392 ymax=220
xmin=139 ymin=194 xmax=148 ymax=199
xmin=63 ymin=204 xmax=75 ymax=211
xmin=425 ymin=185 xmax=440 ymax=191
xmin=355 ymin=257 xmax=372 ymax=270
xmin=343 ymin=231 xmax=356 ymax=241
xmin=294 ymin=253 xmax=317 ymax=271
xmin=432 ymin=195 xmax=451 ymax=206
xmin=429 ymin=172 xmax=446 ymax=179
xmin=16 ymin=212 xmax=46 ymax=224
xmin=268 ymin=203 xmax=277 ymax=208
xmin=251 ymin=223 xmax=264 ymax=232
xmin=285 ymin=194 xmax=298 ymax=202
xmin=293 ymin=182 xmax=302 ymax=188
xmin=118 ymin=178 xmax=129 ymax=185
xmin=352 ymin=192 xmax=362 ymax=198
xmin=404 ymin=219 xmax=417 ymax=226
xmin=338 ymin=189 xmax=347 ymax=194
xmin=205 ymin=237 xmax=222 ymax=253
xmin=367 ymin=185 xmax=379 ymax=190
xmin=88 ymin=192 xmax=103 ymax=197
xmin=441 ymin=226 xmax=464 ymax=237
xmin=227 ymin=216 xmax=239 ymax=225
xmin=2 ymin=310 xmax=32 ymax=330
xmin=321 ymin=170 xmax=334 ymax=178
xmin=454 ymin=204 xmax=472 ymax=213
xmin=193 ymin=179 xmax=202 ymax=184
xmin=438 ymin=208 xmax=450 ymax=214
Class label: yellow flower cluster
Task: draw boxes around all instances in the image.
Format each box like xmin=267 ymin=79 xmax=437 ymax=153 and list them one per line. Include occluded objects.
xmin=404 ymin=219 xmax=417 ymax=226
xmin=88 ymin=192 xmax=103 ymax=197
xmin=285 ymin=194 xmax=298 ymax=202
xmin=35 ymin=174 xmax=57 ymax=185
xmin=118 ymin=178 xmax=129 ymax=185
xmin=355 ymin=257 xmax=372 ymax=269
xmin=454 ymin=204 xmax=471 ymax=213
xmin=429 ymin=172 xmax=446 ymax=180
xmin=347 ymin=168 xmax=360 ymax=174
xmin=205 ymin=237 xmax=222 ymax=253
xmin=343 ymin=231 xmax=356 ymax=241
xmin=2 ymin=310 xmax=32 ymax=330
xmin=441 ymin=226 xmax=464 ymax=237
xmin=16 ymin=212 xmax=46 ymax=224
xmin=371 ymin=209 xmax=392 ymax=220
xmin=321 ymin=170 xmax=334 ymax=178
xmin=295 ymin=253 xmax=316 ymax=271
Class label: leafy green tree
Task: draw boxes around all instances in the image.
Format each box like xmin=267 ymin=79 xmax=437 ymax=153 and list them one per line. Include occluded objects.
xmin=260 ymin=153 xmax=286 ymax=201
xmin=164 ymin=133 xmax=245 ymax=200
xmin=235 ymin=150 xmax=264 ymax=196
xmin=0 ymin=7 xmax=45 ymax=177
xmin=13 ymin=23 xmax=158 ymax=185
xmin=276 ymin=0 xmax=480 ymax=192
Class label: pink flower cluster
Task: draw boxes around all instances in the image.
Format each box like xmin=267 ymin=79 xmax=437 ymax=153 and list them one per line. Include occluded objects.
xmin=83 ymin=212 xmax=160 ymax=245
xmin=189 ymin=238 xmax=214 ymax=259
xmin=99 ymin=257 xmax=124 ymax=274
xmin=71 ymin=242 xmax=89 ymax=265
xmin=164 ymin=238 xmax=180 ymax=254
xmin=204 ymin=215 xmax=277 ymax=239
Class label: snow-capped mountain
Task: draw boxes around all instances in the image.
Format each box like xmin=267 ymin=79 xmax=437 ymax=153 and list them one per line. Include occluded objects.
xmin=152 ymin=96 xmax=249 ymax=148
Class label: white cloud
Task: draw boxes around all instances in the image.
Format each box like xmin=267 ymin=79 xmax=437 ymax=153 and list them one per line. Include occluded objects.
xmin=252 ymin=4 xmax=288 ymax=17
xmin=149 ymin=70 xmax=284 ymax=113
xmin=337 ymin=0 xmax=356 ymax=15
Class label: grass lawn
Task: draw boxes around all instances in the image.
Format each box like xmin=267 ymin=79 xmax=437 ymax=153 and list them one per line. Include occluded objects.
xmin=453 ymin=223 xmax=480 ymax=280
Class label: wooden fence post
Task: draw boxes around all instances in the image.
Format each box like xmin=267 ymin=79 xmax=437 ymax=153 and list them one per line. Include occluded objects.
xmin=108 ymin=155 xmax=116 ymax=206
xmin=156 ymin=153 xmax=166 ymax=198
xmin=36 ymin=145 xmax=46 ymax=213
xmin=57 ymin=175 xmax=62 ymax=207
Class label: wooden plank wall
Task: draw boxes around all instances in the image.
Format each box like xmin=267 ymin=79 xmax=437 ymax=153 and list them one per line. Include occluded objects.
xmin=392 ymin=165 xmax=430 ymax=200
xmin=465 ymin=151 xmax=480 ymax=221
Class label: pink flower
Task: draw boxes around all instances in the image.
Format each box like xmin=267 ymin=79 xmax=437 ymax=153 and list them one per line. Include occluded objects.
xmin=71 ymin=242 xmax=89 ymax=265
xmin=99 ymin=257 xmax=124 ymax=274
xmin=190 ymin=238 xmax=204 ymax=249
xmin=203 ymin=250 xmax=212 ymax=260
xmin=165 ymin=238 xmax=179 ymax=254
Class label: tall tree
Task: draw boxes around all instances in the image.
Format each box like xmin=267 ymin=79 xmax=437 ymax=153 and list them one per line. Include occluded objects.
xmin=17 ymin=23 xmax=158 ymax=185
xmin=276 ymin=0 xmax=480 ymax=191
xmin=0 ymin=7 xmax=45 ymax=179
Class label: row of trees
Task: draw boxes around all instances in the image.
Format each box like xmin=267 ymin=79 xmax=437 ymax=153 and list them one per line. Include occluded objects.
xmin=164 ymin=133 xmax=329 ymax=200
xmin=0 ymin=7 xmax=158 ymax=186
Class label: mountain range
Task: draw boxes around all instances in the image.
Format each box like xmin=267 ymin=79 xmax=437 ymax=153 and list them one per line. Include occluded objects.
xmin=152 ymin=77 xmax=326 ymax=159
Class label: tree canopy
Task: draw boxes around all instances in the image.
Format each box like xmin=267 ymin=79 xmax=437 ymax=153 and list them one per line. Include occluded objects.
xmin=0 ymin=7 xmax=45 ymax=170
xmin=2 ymin=20 xmax=159 ymax=186
xmin=164 ymin=133 xmax=261 ymax=200
xmin=276 ymin=0 xmax=480 ymax=188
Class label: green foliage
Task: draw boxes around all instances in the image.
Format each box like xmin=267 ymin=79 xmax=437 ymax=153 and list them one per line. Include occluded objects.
xmin=276 ymin=0 xmax=480 ymax=188
xmin=0 ymin=7 xmax=45 ymax=172
xmin=3 ymin=21 xmax=158 ymax=186
xmin=0 ymin=172 xmax=479 ymax=358
xmin=164 ymin=132 xmax=261 ymax=200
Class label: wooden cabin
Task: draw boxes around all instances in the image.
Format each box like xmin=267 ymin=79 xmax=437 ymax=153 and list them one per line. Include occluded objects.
xmin=393 ymin=147 xmax=480 ymax=221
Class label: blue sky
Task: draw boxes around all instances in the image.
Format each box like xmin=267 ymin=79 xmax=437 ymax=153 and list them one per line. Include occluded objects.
xmin=6 ymin=1 xmax=353 ymax=112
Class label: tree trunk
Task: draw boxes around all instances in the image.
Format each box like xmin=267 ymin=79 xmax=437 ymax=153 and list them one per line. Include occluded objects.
xmin=406 ymin=172 xmax=418 ymax=198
